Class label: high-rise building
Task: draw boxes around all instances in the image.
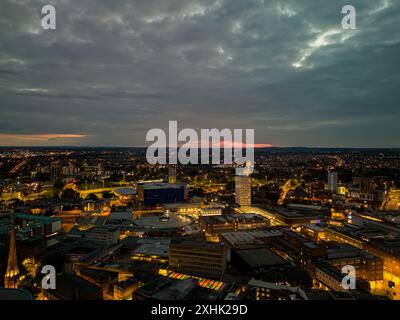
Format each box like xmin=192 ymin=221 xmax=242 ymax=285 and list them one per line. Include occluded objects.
xmin=5 ymin=227 xmax=19 ymax=289
xmin=328 ymin=172 xmax=338 ymax=194
xmin=168 ymin=165 xmax=177 ymax=184
xmin=235 ymin=175 xmax=251 ymax=207
xmin=50 ymin=161 xmax=63 ymax=183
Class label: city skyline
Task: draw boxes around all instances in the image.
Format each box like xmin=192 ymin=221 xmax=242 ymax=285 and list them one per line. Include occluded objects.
xmin=0 ymin=0 xmax=399 ymax=147
xmin=1 ymin=147 xmax=400 ymax=302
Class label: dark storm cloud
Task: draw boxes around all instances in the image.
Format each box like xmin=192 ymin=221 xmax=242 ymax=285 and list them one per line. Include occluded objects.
xmin=0 ymin=0 xmax=399 ymax=146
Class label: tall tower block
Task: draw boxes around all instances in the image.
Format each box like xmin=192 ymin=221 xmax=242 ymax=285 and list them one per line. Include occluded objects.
xmin=328 ymin=171 xmax=338 ymax=194
xmin=235 ymin=175 xmax=251 ymax=207
xmin=235 ymin=161 xmax=252 ymax=208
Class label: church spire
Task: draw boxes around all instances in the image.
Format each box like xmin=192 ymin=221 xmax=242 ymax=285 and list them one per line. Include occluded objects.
xmin=5 ymin=226 xmax=19 ymax=288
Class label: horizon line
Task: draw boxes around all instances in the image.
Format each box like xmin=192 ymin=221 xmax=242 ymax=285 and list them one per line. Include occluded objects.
xmin=0 ymin=145 xmax=400 ymax=150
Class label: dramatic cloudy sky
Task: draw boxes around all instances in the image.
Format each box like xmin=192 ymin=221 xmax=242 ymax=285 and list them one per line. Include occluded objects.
xmin=0 ymin=0 xmax=399 ymax=147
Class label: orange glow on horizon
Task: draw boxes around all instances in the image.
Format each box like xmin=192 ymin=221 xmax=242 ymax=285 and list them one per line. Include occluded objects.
xmin=0 ymin=133 xmax=87 ymax=143
xmin=162 ymin=140 xmax=273 ymax=148
xmin=219 ymin=141 xmax=273 ymax=148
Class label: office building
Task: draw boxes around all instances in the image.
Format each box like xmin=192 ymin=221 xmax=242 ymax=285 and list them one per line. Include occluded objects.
xmin=109 ymin=207 xmax=133 ymax=223
xmin=50 ymin=161 xmax=63 ymax=183
xmin=113 ymin=277 xmax=139 ymax=300
xmin=235 ymin=175 xmax=251 ymax=207
xmin=231 ymin=247 xmax=288 ymax=276
xmin=169 ymin=238 xmax=227 ymax=279
xmin=326 ymin=243 xmax=383 ymax=281
xmin=328 ymin=172 xmax=338 ymax=194
xmin=85 ymin=227 xmax=120 ymax=245
xmin=199 ymin=214 xmax=270 ymax=239
xmin=137 ymin=182 xmax=185 ymax=206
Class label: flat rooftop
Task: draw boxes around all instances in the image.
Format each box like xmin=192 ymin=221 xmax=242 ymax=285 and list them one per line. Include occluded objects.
xmin=152 ymin=278 xmax=197 ymax=300
xmin=133 ymin=241 xmax=170 ymax=258
xmin=140 ymin=183 xmax=184 ymax=190
xmin=234 ymin=248 xmax=288 ymax=268
xmin=134 ymin=213 xmax=193 ymax=229
xmin=14 ymin=212 xmax=61 ymax=222
xmin=114 ymin=188 xmax=136 ymax=195
xmin=221 ymin=229 xmax=283 ymax=247
xmin=200 ymin=213 xmax=267 ymax=224
xmin=170 ymin=237 xmax=225 ymax=250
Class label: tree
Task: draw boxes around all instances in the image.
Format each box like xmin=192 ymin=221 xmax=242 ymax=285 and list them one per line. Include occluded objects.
xmin=102 ymin=191 xmax=113 ymax=199
xmin=54 ymin=180 xmax=65 ymax=191
xmin=9 ymin=198 xmax=24 ymax=207
xmin=192 ymin=188 xmax=205 ymax=197
xmin=86 ymin=193 xmax=99 ymax=201
xmin=60 ymin=189 xmax=80 ymax=200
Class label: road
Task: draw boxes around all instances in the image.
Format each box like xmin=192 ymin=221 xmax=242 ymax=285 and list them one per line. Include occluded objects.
xmin=10 ymin=160 xmax=27 ymax=174
xmin=277 ymin=179 xmax=292 ymax=205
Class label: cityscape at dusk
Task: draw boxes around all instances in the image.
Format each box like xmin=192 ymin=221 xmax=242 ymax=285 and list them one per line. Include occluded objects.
xmin=1 ymin=147 xmax=400 ymax=303
xmin=0 ymin=0 xmax=400 ymax=315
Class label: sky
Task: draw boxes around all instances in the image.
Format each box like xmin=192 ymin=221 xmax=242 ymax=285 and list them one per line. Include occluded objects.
xmin=0 ymin=0 xmax=399 ymax=147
